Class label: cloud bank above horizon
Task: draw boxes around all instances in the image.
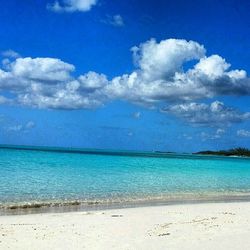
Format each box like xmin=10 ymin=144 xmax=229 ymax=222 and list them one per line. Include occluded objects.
xmin=1 ymin=38 xmax=250 ymax=126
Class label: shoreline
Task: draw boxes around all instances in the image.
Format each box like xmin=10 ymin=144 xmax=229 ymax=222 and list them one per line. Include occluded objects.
xmin=1 ymin=201 xmax=250 ymax=249
xmin=2 ymin=193 xmax=250 ymax=216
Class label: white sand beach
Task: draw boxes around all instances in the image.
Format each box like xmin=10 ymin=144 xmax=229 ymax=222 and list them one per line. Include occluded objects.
xmin=1 ymin=202 xmax=250 ymax=250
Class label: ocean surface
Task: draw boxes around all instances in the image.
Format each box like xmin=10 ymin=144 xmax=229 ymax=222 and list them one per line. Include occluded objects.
xmin=1 ymin=146 xmax=250 ymax=213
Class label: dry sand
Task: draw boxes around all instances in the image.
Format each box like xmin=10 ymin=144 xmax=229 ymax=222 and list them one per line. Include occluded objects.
xmin=1 ymin=202 xmax=250 ymax=250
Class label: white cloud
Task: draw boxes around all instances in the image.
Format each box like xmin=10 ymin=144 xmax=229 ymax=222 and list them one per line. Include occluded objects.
xmin=162 ymin=101 xmax=250 ymax=126
xmin=200 ymin=129 xmax=226 ymax=141
xmin=131 ymin=38 xmax=205 ymax=82
xmin=78 ymin=71 xmax=108 ymax=90
xmin=194 ymin=55 xmax=230 ymax=78
xmin=11 ymin=57 xmax=74 ymax=82
xmin=105 ymin=39 xmax=250 ymax=106
xmin=2 ymin=50 xmax=20 ymax=59
xmin=7 ymin=124 xmax=23 ymax=132
xmin=199 ymin=128 xmax=226 ymax=141
xmin=6 ymin=121 xmax=35 ymax=132
xmin=47 ymin=0 xmax=97 ymax=13
xmin=203 ymin=128 xmax=225 ymax=140
xmin=0 ymin=38 xmax=250 ymax=127
xmin=0 ymin=57 xmax=105 ymax=109
xmin=237 ymin=129 xmax=250 ymax=137
xmin=102 ymin=15 xmax=124 ymax=27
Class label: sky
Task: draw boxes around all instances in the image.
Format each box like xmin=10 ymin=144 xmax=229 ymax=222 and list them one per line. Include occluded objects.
xmin=0 ymin=0 xmax=250 ymax=152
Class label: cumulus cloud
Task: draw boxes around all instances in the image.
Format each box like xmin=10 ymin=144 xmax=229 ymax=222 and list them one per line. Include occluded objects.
xmin=237 ymin=129 xmax=250 ymax=137
xmin=78 ymin=71 xmax=108 ymax=90
xmin=162 ymin=101 xmax=250 ymax=126
xmin=0 ymin=57 xmax=108 ymax=109
xmin=132 ymin=38 xmax=205 ymax=81
xmin=9 ymin=57 xmax=74 ymax=82
xmin=47 ymin=0 xmax=97 ymax=13
xmin=0 ymin=38 xmax=250 ymax=127
xmin=102 ymin=15 xmax=124 ymax=27
xmin=105 ymin=39 xmax=250 ymax=106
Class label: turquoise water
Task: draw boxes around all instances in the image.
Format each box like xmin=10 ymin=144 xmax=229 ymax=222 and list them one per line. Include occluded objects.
xmin=1 ymin=147 xmax=250 ymax=209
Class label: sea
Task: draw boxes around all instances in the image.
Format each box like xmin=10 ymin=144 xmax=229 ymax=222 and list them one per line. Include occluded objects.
xmin=1 ymin=145 xmax=250 ymax=214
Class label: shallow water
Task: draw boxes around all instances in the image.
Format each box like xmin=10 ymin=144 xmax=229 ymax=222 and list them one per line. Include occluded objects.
xmin=0 ymin=147 xmax=250 ymax=212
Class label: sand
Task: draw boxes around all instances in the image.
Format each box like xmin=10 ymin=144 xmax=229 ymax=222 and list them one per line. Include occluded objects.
xmin=1 ymin=202 xmax=250 ymax=250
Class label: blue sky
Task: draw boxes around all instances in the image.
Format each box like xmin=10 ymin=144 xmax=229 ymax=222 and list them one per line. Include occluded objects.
xmin=0 ymin=0 xmax=250 ymax=152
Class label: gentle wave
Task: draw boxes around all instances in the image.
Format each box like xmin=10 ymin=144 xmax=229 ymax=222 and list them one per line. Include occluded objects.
xmin=2 ymin=192 xmax=250 ymax=215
